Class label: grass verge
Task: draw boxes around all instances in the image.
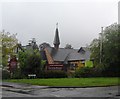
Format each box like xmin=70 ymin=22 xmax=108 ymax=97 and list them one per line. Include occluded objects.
xmin=4 ymin=77 xmax=119 ymax=87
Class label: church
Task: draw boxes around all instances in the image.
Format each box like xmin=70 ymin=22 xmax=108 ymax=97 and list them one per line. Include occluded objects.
xmin=40 ymin=23 xmax=93 ymax=70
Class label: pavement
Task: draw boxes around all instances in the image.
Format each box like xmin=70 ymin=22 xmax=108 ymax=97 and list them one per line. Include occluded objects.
xmin=1 ymin=82 xmax=120 ymax=98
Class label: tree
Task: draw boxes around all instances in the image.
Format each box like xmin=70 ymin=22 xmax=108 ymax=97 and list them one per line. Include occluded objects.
xmin=65 ymin=44 xmax=73 ymax=49
xmin=18 ymin=40 xmax=46 ymax=78
xmin=89 ymin=38 xmax=100 ymax=66
xmin=26 ymin=50 xmax=41 ymax=74
xmin=90 ymin=23 xmax=120 ymax=76
xmin=28 ymin=38 xmax=39 ymax=50
xmin=0 ymin=30 xmax=18 ymax=67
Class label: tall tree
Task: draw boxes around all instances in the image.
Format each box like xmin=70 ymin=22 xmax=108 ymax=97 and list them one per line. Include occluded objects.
xmin=18 ymin=39 xmax=46 ymax=77
xmin=0 ymin=30 xmax=18 ymax=67
xmin=90 ymin=23 xmax=120 ymax=76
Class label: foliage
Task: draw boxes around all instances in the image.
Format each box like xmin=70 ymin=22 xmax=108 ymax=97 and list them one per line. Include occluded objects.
xmin=25 ymin=50 xmax=42 ymax=75
xmin=18 ymin=50 xmax=28 ymax=73
xmin=18 ymin=48 xmax=45 ymax=78
xmin=85 ymin=60 xmax=93 ymax=67
xmin=0 ymin=31 xmax=18 ymax=67
xmin=11 ymin=68 xmax=26 ymax=79
xmin=89 ymin=38 xmax=100 ymax=65
xmin=64 ymin=44 xmax=73 ymax=49
xmin=28 ymin=38 xmax=39 ymax=50
xmin=75 ymin=67 xmax=93 ymax=78
xmin=89 ymin=23 xmax=120 ymax=76
xmin=2 ymin=69 xmax=11 ymax=79
xmin=44 ymin=70 xmax=67 ymax=78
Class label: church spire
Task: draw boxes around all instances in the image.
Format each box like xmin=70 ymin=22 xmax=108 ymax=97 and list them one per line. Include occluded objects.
xmin=53 ymin=23 xmax=60 ymax=49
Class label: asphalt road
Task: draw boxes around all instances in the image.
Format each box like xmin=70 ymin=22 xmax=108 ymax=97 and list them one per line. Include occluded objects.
xmin=1 ymin=84 xmax=120 ymax=98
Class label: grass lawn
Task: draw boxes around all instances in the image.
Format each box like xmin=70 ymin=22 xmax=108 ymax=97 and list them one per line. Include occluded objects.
xmin=4 ymin=77 xmax=119 ymax=87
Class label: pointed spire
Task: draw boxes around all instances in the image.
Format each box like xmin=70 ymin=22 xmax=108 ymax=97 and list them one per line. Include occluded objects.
xmin=53 ymin=23 xmax=60 ymax=49
xmin=56 ymin=22 xmax=58 ymax=28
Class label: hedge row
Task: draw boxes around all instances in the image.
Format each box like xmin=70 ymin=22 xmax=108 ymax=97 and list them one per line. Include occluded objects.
xmin=74 ymin=66 xmax=119 ymax=78
xmin=34 ymin=70 xmax=68 ymax=78
xmin=2 ymin=70 xmax=67 ymax=79
xmin=2 ymin=66 xmax=119 ymax=79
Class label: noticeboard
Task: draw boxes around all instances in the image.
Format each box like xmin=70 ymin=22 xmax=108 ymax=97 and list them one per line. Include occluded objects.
xmin=47 ymin=64 xmax=63 ymax=70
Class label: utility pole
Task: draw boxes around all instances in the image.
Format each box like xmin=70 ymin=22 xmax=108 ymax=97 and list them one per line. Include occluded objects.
xmin=100 ymin=27 xmax=103 ymax=64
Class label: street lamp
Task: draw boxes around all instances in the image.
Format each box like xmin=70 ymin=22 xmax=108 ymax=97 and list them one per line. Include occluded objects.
xmin=99 ymin=27 xmax=104 ymax=64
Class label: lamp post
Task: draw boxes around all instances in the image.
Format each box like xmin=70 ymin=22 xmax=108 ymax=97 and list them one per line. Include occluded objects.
xmin=99 ymin=27 xmax=104 ymax=64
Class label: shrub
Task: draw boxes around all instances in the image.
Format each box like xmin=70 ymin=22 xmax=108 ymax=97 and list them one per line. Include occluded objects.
xmin=90 ymin=67 xmax=103 ymax=77
xmin=93 ymin=64 xmax=119 ymax=77
xmin=44 ymin=70 xmax=67 ymax=78
xmin=2 ymin=69 xmax=11 ymax=79
xmin=37 ymin=71 xmax=45 ymax=78
xmin=12 ymin=68 xmax=27 ymax=79
xmin=75 ymin=67 xmax=92 ymax=78
xmin=101 ymin=65 xmax=120 ymax=77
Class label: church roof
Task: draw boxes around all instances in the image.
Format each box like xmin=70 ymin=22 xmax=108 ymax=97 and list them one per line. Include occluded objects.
xmin=45 ymin=46 xmax=91 ymax=62
xmin=40 ymin=23 xmax=91 ymax=63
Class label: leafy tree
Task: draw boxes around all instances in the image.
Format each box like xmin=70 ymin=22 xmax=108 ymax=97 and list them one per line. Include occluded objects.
xmin=0 ymin=30 xmax=18 ymax=67
xmin=28 ymin=38 xmax=39 ymax=50
xmin=18 ymin=40 xmax=46 ymax=78
xmin=65 ymin=44 xmax=73 ymax=49
xmin=90 ymin=23 xmax=120 ymax=76
xmin=25 ymin=50 xmax=41 ymax=74
xmin=89 ymin=38 xmax=100 ymax=66
xmin=18 ymin=50 xmax=28 ymax=72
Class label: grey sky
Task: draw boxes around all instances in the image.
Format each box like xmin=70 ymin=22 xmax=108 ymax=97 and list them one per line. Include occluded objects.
xmin=1 ymin=0 xmax=119 ymax=49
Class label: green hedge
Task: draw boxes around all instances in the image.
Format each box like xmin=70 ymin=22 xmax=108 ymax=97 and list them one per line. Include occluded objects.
xmin=12 ymin=68 xmax=27 ymax=79
xmin=44 ymin=70 xmax=67 ymax=78
xmin=2 ymin=70 xmax=11 ymax=79
xmin=75 ymin=67 xmax=93 ymax=78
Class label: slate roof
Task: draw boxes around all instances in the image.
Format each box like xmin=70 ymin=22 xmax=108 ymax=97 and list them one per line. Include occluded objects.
xmin=45 ymin=46 xmax=91 ymax=62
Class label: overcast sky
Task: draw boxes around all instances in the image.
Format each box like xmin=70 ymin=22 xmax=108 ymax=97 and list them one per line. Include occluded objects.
xmin=1 ymin=0 xmax=119 ymax=49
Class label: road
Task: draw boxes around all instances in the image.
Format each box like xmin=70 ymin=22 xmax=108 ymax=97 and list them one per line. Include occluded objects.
xmin=1 ymin=84 xmax=120 ymax=98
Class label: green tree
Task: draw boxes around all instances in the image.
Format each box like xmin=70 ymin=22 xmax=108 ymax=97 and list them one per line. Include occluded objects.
xmin=90 ymin=23 xmax=120 ymax=76
xmin=65 ymin=44 xmax=73 ymax=49
xmin=89 ymin=38 xmax=100 ymax=66
xmin=26 ymin=50 xmax=41 ymax=74
xmin=18 ymin=40 xmax=46 ymax=78
xmin=0 ymin=31 xmax=18 ymax=68
xmin=28 ymin=38 xmax=39 ymax=50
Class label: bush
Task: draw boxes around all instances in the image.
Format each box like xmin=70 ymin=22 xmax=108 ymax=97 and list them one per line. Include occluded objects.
xmin=94 ymin=64 xmax=119 ymax=77
xmin=101 ymin=65 xmax=120 ymax=77
xmin=89 ymin=67 xmax=103 ymax=77
xmin=75 ymin=67 xmax=92 ymax=78
xmin=2 ymin=69 xmax=11 ymax=79
xmin=44 ymin=70 xmax=67 ymax=78
xmin=37 ymin=71 xmax=45 ymax=78
xmin=12 ymin=68 xmax=27 ymax=79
